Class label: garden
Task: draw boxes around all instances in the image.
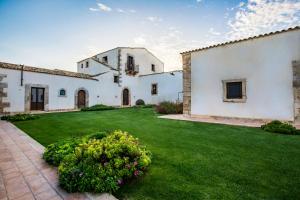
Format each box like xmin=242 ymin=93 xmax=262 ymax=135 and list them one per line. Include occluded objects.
xmin=8 ymin=106 xmax=300 ymax=200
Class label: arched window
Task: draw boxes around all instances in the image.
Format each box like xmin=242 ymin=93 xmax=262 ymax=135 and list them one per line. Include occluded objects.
xmin=59 ymin=89 xmax=66 ymax=96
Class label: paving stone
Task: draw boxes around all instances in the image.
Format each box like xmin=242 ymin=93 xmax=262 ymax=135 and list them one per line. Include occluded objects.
xmin=0 ymin=121 xmax=118 ymax=200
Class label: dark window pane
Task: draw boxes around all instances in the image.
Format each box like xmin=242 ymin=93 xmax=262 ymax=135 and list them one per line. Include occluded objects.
xmin=31 ymin=88 xmax=37 ymax=102
xmin=38 ymin=88 xmax=44 ymax=102
xmin=152 ymin=84 xmax=157 ymax=95
xmin=114 ymin=76 xmax=119 ymax=83
xmin=60 ymin=89 xmax=66 ymax=96
xmin=226 ymin=82 xmax=242 ymax=99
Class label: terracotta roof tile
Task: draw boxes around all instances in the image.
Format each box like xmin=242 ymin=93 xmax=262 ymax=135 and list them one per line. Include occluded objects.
xmin=181 ymin=26 xmax=300 ymax=55
xmin=0 ymin=62 xmax=97 ymax=80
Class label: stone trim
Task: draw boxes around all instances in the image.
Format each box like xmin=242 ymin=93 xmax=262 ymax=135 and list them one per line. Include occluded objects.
xmin=25 ymin=84 xmax=49 ymax=112
xmin=222 ymin=79 xmax=247 ymax=103
xmin=0 ymin=74 xmax=9 ymax=114
xmin=182 ymin=53 xmax=191 ymax=115
xmin=74 ymin=88 xmax=89 ymax=109
xmin=293 ymin=60 xmax=300 ymax=121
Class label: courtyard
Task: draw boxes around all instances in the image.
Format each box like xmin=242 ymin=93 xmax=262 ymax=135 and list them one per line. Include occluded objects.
xmin=8 ymin=107 xmax=300 ymax=200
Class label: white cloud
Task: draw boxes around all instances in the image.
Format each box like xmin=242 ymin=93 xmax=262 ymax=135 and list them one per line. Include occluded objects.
xmin=129 ymin=9 xmax=136 ymax=13
xmin=208 ymin=28 xmax=221 ymax=36
xmin=117 ymin=8 xmax=125 ymax=13
xmin=147 ymin=16 xmax=163 ymax=22
xmin=97 ymin=3 xmax=112 ymax=12
xmin=227 ymin=0 xmax=300 ymax=40
xmin=89 ymin=7 xmax=98 ymax=12
xmin=196 ymin=0 xmax=203 ymax=3
xmin=133 ymin=28 xmax=211 ymax=70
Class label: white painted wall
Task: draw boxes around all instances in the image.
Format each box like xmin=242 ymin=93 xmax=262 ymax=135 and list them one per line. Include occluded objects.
xmin=2 ymin=68 xmax=100 ymax=113
xmin=120 ymin=48 xmax=164 ymax=75
xmin=134 ymin=71 xmax=183 ymax=105
xmin=190 ymin=30 xmax=300 ymax=120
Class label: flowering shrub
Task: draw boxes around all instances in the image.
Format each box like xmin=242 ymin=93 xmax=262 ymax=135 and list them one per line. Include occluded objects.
xmin=43 ymin=131 xmax=151 ymax=193
xmin=156 ymin=101 xmax=183 ymax=114
xmin=261 ymin=120 xmax=297 ymax=135
xmin=1 ymin=114 xmax=39 ymax=122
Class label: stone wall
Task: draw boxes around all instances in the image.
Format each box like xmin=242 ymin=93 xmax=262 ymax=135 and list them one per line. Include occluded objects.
xmin=293 ymin=60 xmax=300 ymax=121
xmin=0 ymin=74 xmax=9 ymax=114
xmin=182 ymin=53 xmax=191 ymax=115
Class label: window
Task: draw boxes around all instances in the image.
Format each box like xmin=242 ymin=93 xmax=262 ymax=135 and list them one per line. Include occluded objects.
xmin=127 ymin=56 xmax=134 ymax=71
xmin=102 ymin=56 xmax=108 ymax=63
xmin=81 ymin=63 xmax=83 ymax=68
xmin=222 ymin=79 xmax=246 ymax=103
xmin=151 ymin=83 xmax=158 ymax=95
xmin=151 ymin=64 xmax=155 ymax=72
xmin=59 ymin=89 xmax=66 ymax=97
xmin=86 ymin=61 xmax=89 ymax=68
xmin=114 ymin=75 xmax=119 ymax=83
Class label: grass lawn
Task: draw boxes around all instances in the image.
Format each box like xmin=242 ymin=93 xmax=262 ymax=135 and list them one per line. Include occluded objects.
xmin=13 ymin=108 xmax=300 ymax=200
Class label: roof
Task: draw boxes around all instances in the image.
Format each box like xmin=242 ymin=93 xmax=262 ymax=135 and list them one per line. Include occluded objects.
xmin=0 ymin=62 xmax=97 ymax=80
xmin=77 ymin=47 xmax=164 ymax=65
xmin=181 ymin=26 xmax=300 ymax=55
xmin=139 ymin=70 xmax=182 ymax=77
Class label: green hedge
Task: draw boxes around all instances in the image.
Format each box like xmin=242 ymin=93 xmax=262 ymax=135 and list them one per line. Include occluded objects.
xmin=81 ymin=104 xmax=115 ymax=112
xmin=261 ymin=120 xmax=297 ymax=135
xmin=1 ymin=114 xmax=39 ymax=122
xmin=43 ymin=131 xmax=151 ymax=193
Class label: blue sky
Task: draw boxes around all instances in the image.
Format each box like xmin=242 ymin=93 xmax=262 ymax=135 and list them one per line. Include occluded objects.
xmin=0 ymin=0 xmax=300 ymax=71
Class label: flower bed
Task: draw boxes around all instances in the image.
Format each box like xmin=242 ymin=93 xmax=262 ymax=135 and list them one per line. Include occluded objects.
xmin=43 ymin=130 xmax=151 ymax=193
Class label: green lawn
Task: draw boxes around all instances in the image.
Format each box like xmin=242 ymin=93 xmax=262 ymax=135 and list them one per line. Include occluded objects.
xmin=13 ymin=108 xmax=300 ymax=200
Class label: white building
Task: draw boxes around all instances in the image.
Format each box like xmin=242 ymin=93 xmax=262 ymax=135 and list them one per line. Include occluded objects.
xmin=182 ymin=26 xmax=300 ymax=122
xmin=0 ymin=47 xmax=182 ymax=114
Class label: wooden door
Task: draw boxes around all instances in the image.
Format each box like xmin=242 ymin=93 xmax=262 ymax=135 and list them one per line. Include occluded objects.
xmin=77 ymin=90 xmax=86 ymax=108
xmin=31 ymin=87 xmax=44 ymax=111
xmin=122 ymin=89 xmax=129 ymax=106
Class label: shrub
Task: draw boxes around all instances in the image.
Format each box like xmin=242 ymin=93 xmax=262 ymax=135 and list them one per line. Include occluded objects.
xmin=81 ymin=104 xmax=115 ymax=112
xmin=43 ymin=131 xmax=151 ymax=193
xmin=261 ymin=120 xmax=297 ymax=135
xmin=156 ymin=101 xmax=183 ymax=114
xmin=0 ymin=114 xmax=39 ymax=122
xmin=43 ymin=137 xmax=81 ymax=166
xmin=135 ymin=99 xmax=145 ymax=106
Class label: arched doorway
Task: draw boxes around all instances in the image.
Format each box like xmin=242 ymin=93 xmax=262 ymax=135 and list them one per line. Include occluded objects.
xmin=122 ymin=88 xmax=130 ymax=106
xmin=77 ymin=90 xmax=86 ymax=108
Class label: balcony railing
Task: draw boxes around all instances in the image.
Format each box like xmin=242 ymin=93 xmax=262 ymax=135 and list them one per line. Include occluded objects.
xmin=125 ymin=63 xmax=139 ymax=75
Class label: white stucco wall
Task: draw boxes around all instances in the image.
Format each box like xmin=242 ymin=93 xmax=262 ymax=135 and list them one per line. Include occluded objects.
xmin=120 ymin=48 xmax=164 ymax=75
xmin=190 ymin=30 xmax=300 ymax=120
xmin=134 ymin=71 xmax=183 ymax=105
xmin=1 ymin=68 xmax=100 ymax=113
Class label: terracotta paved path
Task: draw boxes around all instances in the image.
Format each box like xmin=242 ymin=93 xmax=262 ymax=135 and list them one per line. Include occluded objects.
xmin=0 ymin=121 xmax=117 ymax=200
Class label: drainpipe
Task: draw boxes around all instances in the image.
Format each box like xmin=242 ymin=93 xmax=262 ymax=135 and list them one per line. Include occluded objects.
xmin=20 ymin=65 xmax=24 ymax=86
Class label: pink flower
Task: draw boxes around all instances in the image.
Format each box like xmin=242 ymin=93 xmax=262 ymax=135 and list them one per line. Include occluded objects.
xmin=133 ymin=161 xmax=138 ymax=166
xmin=117 ymin=179 xmax=123 ymax=185
xmin=134 ymin=170 xmax=139 ymax=176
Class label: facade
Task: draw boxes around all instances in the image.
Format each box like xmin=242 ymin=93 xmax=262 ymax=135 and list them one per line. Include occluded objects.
xmin=0 ymin=47 xmax=182 ymax=114
xmin=182 ymin=26 xmax=300 ymax=122
xmin=77 ymin=47 xmax=182 ymax=106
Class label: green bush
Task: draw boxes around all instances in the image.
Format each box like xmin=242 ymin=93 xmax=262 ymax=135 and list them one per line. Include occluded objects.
xmin=156 ymin=101 xmax=183 ymax=114
xmin=43 ymin=137 xmax=81 ymax=166
xmin=0 ymin=114 xmax=39 ymax=122
xmin=43 ymin=131 xmax=151 ymax=193
xmin=81 ymin=104 xmax=115 ymax=112
xmin=261 ymin=120 xmax=297 ymax=135
xmin=135 ymin=99 xmax=145 ymax=106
